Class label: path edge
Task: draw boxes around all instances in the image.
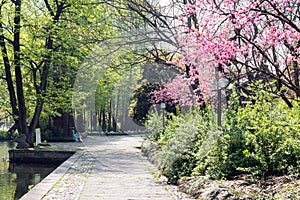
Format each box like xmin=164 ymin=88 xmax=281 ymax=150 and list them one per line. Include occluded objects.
xmin=19 ymin=151 xmax=83 ymax=200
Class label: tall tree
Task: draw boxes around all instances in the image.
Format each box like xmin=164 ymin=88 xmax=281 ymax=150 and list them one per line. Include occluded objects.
xmin=176 ymin=0 xmax=300 ymax=106
xmin=0 ymin=0 xmax=113 ymax=146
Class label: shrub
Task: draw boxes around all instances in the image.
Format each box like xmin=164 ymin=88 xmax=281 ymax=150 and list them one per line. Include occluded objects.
xmin=145 ymin=110 xmax=164 ymax=141
xmin=146 ymin=108 xmax=214 ymax=184
xmin=238 ymin=98 xmax=300 ymax=177
xmin=194 ymin=88 xmax=300 ymax=179
xmin=146 ymin=84 xmax=300 ymax=182
xmin=157 ymin=111 xmax=199 ymax=183
xmin=0 ymin=130 xmax=17 ymax=140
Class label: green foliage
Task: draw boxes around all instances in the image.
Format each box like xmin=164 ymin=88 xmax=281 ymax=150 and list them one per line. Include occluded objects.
xmin=145 ymin=110 xmax=164 ymax=141
xmin=129 ymin=83 xmax=160 ymax=125
xmin=195 ymin=88 xmax=300 ymax=179
xmin=146 ymin=108 xmax=214 ymax=184
xmin=158 ymin=112 xmax=198 ymax=183
xmin=0 ymin=130 xmax=17 ymax=140
xmin=0 ymin=0 xmax=120 ymax=138
xmin=146 ymin=84 xmax=300 ymax=183
xmin=237 ymin=96 xmax=300 ymax=177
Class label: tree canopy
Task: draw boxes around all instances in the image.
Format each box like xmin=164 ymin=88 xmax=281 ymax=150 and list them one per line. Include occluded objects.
xmin=1 ymin=0 xmax=298 ymax=143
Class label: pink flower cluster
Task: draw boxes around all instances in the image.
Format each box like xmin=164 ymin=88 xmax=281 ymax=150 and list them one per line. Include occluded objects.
xmin=153 ymin=0 xmax=300 ymax=107
xmin=151 ymin=75 xmax=195 ymax=107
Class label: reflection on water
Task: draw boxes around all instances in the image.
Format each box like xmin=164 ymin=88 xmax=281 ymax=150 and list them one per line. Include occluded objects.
xmin=0 ymin=141 xmax=16 ymax=200
xmin=0 ymin=141 xmax=59 ymax=200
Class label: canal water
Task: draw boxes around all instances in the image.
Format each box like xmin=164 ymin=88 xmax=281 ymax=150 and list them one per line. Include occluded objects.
xmin=0 ymin=141 xmax=59 ymax=200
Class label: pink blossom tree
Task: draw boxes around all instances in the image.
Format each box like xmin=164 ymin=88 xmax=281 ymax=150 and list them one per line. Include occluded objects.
xmin=151 ymin=75 xmax=195 ymax=106
xmin=154 ymin=0 xmax=300 ymax=108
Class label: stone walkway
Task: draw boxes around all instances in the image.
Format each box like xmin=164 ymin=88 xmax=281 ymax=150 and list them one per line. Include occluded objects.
xmin=21 ymin=134 xmax=178 ymax=200
xmin=79 ymin=135 xmax=174 ymax=200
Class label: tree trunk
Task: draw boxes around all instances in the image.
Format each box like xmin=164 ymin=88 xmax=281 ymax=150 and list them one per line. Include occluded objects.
xmin=101 ymin=109 xmax=106 ymax=132
xmin=92 ymin=111 xmax=97 ymax=133
xmin=83 ymin=109 xmax=86 ymax=130
xmin=0 ymin=0 xmax=69 ymax=147
xmin=0 ymin=8 xmax=19 ymax=122
xmin=7 ymin=123 xmax=17 ymax=135
xmin=13 ymin=0 xmax=33 ymax=146
xmin=29 ymin=1 xmax=65 ymax=138
xmin=272 ymin=47 xmax=294 ymax=107
xmin=115 ymin=88 xmax=120 ymax=129
xmin=99 ymin=110 xmax=102 ymax=131
xmin=112 ymin=117 xmax=117 ymax=132
xmin=76 ymin=112 xmax=84 ymax=132
xmin=293 ymin=61 xmax=300 ymax=98
xmin=120 ymin=97 xmax=125 ymax=130
xmin=108 ymin=100 xmax=112 ymax=132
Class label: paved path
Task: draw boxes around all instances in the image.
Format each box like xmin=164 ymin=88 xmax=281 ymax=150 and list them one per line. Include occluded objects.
xmin=20 ymin=134 xmax=195 ymax=200
xmin=77 ymin=135 xmax=174 ymax=200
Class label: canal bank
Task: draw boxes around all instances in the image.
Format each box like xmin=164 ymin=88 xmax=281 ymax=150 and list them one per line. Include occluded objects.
xmin=0 ymin=141 xmax=63 ymax=200
xmin=19 ymin=135 xmax=189 ymax=200
xmin=9 ymin=149 xmax=75 ymax=164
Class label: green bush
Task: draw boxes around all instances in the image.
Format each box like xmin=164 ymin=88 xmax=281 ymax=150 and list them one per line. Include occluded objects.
xmin=145 ymin=110 xmax=164 ymax=141
xmin=0 ymin=130 xmax=17 ymax=140
xmin=239 ymin=98 xmax=300 ymax=177
xmin=146 ymin=84 xmax=300 ymax=182
xmin=158 ymin=111 xmax=199 ymax=183
xmin=129 ymin=83 xmax=160 ymax=125
xmin=195 ymin=88 xmax=300 ymax=179
xmin=146 ymin=108 xmax=214 ymax=184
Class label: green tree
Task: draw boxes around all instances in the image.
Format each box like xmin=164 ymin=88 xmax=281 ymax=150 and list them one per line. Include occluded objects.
xmin=129 ymin=83 xmax=159 ymax=125
xmin=0 ymin=0 xmax=113 ymax=146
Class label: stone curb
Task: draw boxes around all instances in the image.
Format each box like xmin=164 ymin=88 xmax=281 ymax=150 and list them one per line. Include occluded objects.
xmin=19 ymin=150 xmax=84 ymax=200
xmin=42 ymin=151 xmax=95 ymax=200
